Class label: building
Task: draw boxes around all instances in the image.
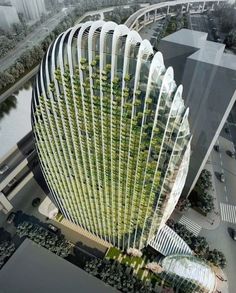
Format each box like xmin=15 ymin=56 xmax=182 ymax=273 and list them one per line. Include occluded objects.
xmin=0 ymin=5 xmax=20 ymax=30
xmin=0 ymin=238 xmax=117 ymax=293
xmin=32 ymin=21 xmax=191 ymax=251
xmin=159 ymin=29 xmax=236 ymax=196
xmin=11 ymin=0 xmax=46 ymax=22
xmin=160 ymin=254 xmax=216 ymax=293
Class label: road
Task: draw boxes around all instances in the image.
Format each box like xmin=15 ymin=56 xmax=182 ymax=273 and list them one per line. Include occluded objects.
xmin=0 ymin=8 xmax=73 ymax=72
xmin=200 ymin=134 xmax=236 ymax=293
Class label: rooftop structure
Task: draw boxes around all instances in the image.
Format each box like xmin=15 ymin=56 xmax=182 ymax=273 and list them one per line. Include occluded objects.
xmin=148 ymin=224 xmax=193 ymax=256
xmin=0 ymin=5 xmax=19 ymax=30
xmin=161 ymin=254 xmax=216 ymax=293
xmin=0 ymin=238 xmax=117 ymax=293
xmin=159 ymin=29 xmax=236 ymax=196
xmin=32 ymin=21 xmax=191 ymax=251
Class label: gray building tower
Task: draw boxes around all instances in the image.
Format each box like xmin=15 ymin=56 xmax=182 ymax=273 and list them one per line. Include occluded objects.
xmin=11 ymin=0 xmax=46 ymax=22
xmin=159 ymin=29 xmax=236 ymax=196
xmin=0 ymin=5 xmax=20 ymax=30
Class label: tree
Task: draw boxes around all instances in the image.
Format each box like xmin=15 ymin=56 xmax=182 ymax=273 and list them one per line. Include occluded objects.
xmin=16 ymin=221 xmax=71 ymax=258
xmin=0 ymin=241 xmax=15 ymax=269
xmin=207 ymin=249 xmax=227 ymax=269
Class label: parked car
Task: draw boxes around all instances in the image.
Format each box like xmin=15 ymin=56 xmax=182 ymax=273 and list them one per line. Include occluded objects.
xmin=26 ymin=149 xmax=34 ymax=156
xmin=32 ymin=197 xmax=41 ymax=207
xmin=6 ymin=212 xmax=15 ymax=224
xmin=225 ymin=127 xmax=230 ymax=134
xmin=230 ymin=228 xmax=236 ymax=241
xmin=214 ymin=145 xmax=219 ymax=152
xmin=226 ymin=150 xmax=235 ymax=158
xmin=48 ymin=224 xmax=59 ymax=234
xmin=219 ymin=173 xmax=225 ymax=183
xmin=7 ymin=178 xmax=17 ymax=188
xmin=0 ymin=165 xmax=9 ymax=175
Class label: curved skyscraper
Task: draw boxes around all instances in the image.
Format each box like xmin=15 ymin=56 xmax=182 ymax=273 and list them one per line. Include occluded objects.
xmin=32 ymin=21 xmax=191 ymax=250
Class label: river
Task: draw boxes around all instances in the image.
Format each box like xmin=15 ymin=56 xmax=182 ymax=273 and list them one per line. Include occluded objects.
xmin=0 ymin=80 xmax=33 ymax=159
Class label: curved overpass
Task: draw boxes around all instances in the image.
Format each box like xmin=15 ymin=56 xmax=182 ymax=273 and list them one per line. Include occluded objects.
xmin=125 ymin=0 xmax=227 ymax=31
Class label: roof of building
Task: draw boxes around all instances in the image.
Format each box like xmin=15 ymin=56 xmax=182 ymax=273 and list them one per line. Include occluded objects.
xmin=162 ymin=28 xmax=236 ymax=70
xmin=0 ymin=238 xmax=118 ymax=293
xmin=161 ymin=254 xmax=216 ymax=293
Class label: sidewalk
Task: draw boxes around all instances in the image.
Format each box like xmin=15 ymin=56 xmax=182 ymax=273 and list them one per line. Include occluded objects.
xmin=172 ymin=153 xmax=221 ymax=230
xmin=213 ymin=266 xmax=229 ymax=293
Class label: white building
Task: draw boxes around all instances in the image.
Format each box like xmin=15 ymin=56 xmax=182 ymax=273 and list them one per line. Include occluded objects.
xmin=11 ymin=0 xmax=46 ymax=22
xmin=32 ymin=20 xmax=191 ymax=251
xmin=0 ymin=5 xmax=20 ymax=30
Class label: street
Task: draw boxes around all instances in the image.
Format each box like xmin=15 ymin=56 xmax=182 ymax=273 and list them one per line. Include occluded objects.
xmin=203 ymin=133 xmax=236 ymax=293
xmin=0 ymin=8 xmax=73 ymax=72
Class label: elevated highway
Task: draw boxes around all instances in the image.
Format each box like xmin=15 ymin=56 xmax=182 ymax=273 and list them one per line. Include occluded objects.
xmin=125 ymin=0 xmax=227 ymax=31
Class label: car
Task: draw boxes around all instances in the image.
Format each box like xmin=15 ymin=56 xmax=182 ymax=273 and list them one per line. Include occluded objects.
xmin=26 ymin=149 xmax=34 ymax=156
xmin=214 ymin=145 xmax=219 ymax=152
xmin=6 ymin=212 xmax=15 ymax=224
xmin=226 ymin=150 xmax=235 ymax=158
xmin=219 ymin=173 xmax=225 ymax=183
xmin=0 ymin=165 xmax=9 ymax=175
xmin=7 ymin=178 xmax=17 ymax=188
xmin=32 ymin=197 xmax=41 ymax=207
xmin=224 ymin=127 xmax=230 ymax=134
xmin=48 ymin=224 xmax=59 ymax=233
xmin=232 ymin=229 xmax=236 ymax=241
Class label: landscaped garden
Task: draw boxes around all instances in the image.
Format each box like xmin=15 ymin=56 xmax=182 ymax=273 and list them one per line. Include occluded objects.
xmin=105 ymin=246 xmax=171 ymax=288
xmin=189 ymin=169 xmax=214 ymax=215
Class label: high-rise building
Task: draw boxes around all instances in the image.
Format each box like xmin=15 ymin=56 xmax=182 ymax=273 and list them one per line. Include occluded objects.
xmin=11 ymin=0 xmax=46 ymax=22
xmin=0 ymin=5 xmax=20 ymax=30
xmin=32 ymin=21 xmax=191 ymax=250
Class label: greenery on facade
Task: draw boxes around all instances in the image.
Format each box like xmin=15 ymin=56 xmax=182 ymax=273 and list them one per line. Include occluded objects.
xmin=167 ymin=219 xmax=226 ymax=269
xmin=189 ymin=169 xmax=214 ymax=215
xmin=16 ymin=221 xmax=71 ymax=258
xmin=34 ymin=50 xmax=185 ymax=249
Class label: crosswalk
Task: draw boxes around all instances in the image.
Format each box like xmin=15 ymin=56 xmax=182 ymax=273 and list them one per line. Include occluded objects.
xmin=220 ymin=203 xmax=236 ymax=224
xmin=178 ymin=215 xmax=202 ymax=236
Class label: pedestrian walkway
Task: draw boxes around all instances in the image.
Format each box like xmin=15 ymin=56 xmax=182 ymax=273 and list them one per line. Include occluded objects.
xmin=220 ymin=203 xmax=236 ymax=224
xmin=179 ymin=215 xmax=202 ymax=236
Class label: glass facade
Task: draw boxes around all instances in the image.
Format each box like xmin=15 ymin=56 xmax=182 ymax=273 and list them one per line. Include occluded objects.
xmin=161 ymin=255 xmax=216 ymax=293
xmin=32 ymin=21 xmax=191 ymax=250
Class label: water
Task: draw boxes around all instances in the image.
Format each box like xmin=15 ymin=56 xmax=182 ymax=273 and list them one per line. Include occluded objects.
xmin=0 ymin=80 xmax=33 ymax=159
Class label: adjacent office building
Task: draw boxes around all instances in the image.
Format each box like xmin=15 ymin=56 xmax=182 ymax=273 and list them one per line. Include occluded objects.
xmin=159 ymin=29 xmax=236 ymax=196
xmin=0 ymin=239 xmax=117 ymax=293
xmin=32 ymin=21 xmax=191 ymax=250
xmin=11 ymin=0 xmax=46 ymax=22
xmin=0 ymin=5 xmax=19 ymax=30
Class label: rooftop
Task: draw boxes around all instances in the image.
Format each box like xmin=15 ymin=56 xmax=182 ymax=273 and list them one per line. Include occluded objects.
xmin=162 ymin=29 xmax=236 ymax=70
xmin=0 ymin=238 xmax=118 ymax=293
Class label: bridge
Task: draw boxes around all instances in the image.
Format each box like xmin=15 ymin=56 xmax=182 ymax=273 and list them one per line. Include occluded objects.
xmin=125 ymin=0 xmax=228 ymax=31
